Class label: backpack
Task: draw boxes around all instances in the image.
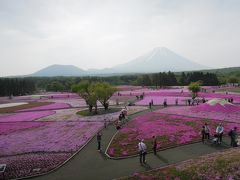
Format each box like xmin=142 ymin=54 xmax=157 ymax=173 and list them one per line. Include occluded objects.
xmin=228 ymin=130 xmax=233 ymax=136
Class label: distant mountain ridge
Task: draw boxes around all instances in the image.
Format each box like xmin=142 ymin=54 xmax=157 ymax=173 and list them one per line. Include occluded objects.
xmin=30 ymin=47 xmax=209 ymax=77
xmin=31 ymin=64 xmax=86 ymax=77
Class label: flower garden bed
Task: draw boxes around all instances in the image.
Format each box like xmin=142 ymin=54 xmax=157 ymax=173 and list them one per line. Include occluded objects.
xmin=158 ymin=99 xmax=240 ymax=123
xmin=17 ymin=102 xmax=71 ymax=112
xmin=122 ymin=148 xmax=240 ymax=180
xmin=1 ymin=152 xmax=71 ymax=180
xmin=0 ymin=111 xmax=55 ymax=122
xmin=0 ymin=121 xmax=103 ymax=156
xmin=135 ymin=96 xmax=189 ymax=106
xmin=0 ymin=102 xmax=53 ymax=113
xmin=0 ymin=120 xmax=104 ymax=179
xmin=106 ymin=112 xmax=240 ymax=158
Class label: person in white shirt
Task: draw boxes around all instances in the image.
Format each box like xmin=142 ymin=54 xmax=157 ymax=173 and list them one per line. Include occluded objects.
xmin=216 ymin=123 xmax=224 ymax=144
xmin=138 ymin=139 xmax=147 ymax=164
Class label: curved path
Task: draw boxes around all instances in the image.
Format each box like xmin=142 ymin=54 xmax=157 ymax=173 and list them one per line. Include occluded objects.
xmin=31 ymin=108 xmax=231 ymax=180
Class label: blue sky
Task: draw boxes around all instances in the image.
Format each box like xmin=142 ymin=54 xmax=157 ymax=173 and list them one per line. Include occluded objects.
xmin=0 ymin=0 xmax=240 ymax=76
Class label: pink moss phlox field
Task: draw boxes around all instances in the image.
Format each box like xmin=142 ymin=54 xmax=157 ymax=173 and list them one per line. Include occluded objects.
xmin=199 ymin=92 xmax=240 ymax=102
xmin=0 ymin=121 xmax=103 ymax=156
xmin=158 ymin=100 xmax=240 ymax=123
xmin=136 ymin=96 xmax=188 ymax=105
xmin=0 ymin=122 xmax=46 ymax=135
xmin=190 ymin=99 xmax=240 ymax=113
xmin=0 ymin=111 xmax=55 ymax=122
xmin=114 ymin=87 xmax=240 ymax=103
xmin=115 ymin=89 xmax=190 ymax=97
xmin=46 ymin=92 xmax=79 ymax=99
xmin=115 ymin=85 xmax=143 ymax=91
xmin=1 ymin=153 xmax=71 ymax=180
xmin=17 ymin=103 xmax=71 ymax=112
xmin=107 ymin=112 xmax=240 ymax=157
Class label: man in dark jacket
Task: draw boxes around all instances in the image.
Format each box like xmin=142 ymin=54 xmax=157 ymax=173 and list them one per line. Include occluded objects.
xmin=97 ymin=132 xmax=102 ymax=151
xmin=230 ymin=127 xmax=238 ymax=147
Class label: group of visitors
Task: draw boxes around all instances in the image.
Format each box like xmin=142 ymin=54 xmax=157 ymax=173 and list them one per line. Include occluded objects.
xmin=136 ymin=93 xmax=145 ymax=100
xmin=201 ymin=123 xmax=238 ymax=147
xmin=115 ymin=108 xmax=128 ymax=130
xmin=226 ymin=98 xmax=234 ymax=103
xmin=187 ymin=98 xmax=202 ymax=106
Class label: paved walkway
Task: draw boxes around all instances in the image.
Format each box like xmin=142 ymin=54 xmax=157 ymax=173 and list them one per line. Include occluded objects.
xmin=32 ymin=108 xmax=231 ymax=180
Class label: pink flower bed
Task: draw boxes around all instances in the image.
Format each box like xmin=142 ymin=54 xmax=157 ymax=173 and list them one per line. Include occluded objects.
xmin=199 ymin=92 xmax=240 ymax=103
xmin=0 ymin=122 xmax=45 ymax=135
xmin=116 ymin=89 xmax=190 ymax=97
xmin=158 ymin=99 xmax=240 ymax=123
xmin=1 ymin=152 xmax=71 ymax=180
xmin=17 ymin=103 xmax=71 ymax=112
xmin=0 ymin=121 xmax=103 ymax=156
xmin=107 ymin=112 xmax=240 ymax=157
xmin=135 ymin=96 xmax=189 ymax=106
xmin=115 ymin=85 xmax=142 ymax=91
xmin=46 ymin=92 xmax=79 ymax=99
xmin=191 ymin=101 xmax=240 ymax=113
xmin=0 ymin=111 xmax=55 ymax=122
xmin=114 ymin=87 xmax=240 ymax=103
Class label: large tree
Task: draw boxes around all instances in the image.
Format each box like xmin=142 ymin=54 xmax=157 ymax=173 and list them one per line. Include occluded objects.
xmin=72 ymin=81 xmax=97 ymax=112
xmin=72 ymin=81 xmax=116 ymax=112
xmin=95 ymin=82 xmax=116 ymax=110
xmin=188 ymin=81 xmax=202 ymax=99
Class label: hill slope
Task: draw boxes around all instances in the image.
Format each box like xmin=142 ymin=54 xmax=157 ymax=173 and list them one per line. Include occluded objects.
xmin=107 ymin=47 xmax=208 ymax=73
xmin=31 ymin=64 xmax=86 ymax=77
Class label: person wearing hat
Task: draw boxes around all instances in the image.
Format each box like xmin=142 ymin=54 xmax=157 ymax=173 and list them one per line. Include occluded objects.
xmin=138 ymin=139 xmax=147 ymax=164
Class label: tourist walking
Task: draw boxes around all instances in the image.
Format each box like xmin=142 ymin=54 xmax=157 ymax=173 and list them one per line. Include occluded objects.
xmin=138 ymin=139 xmax=147 ymax=164
xmin=149 ymin=102 xmax=152 ymax=110
xmin=152 ymin=136 xmax=157 ymax=155
xmin=201 ymin=126 xmax=205 ymax=143
xmin=97 ymin=132 xmax=102 ymax=151
xmin=216 ymin=123 xmax=224 ymax=144
xmin=229 ymin=127 xmax=238 ymax=147
xmin=204 ymin=123 xmax=210 ymax=140
xmin=163 ymin=99 xmax=167 ymax=107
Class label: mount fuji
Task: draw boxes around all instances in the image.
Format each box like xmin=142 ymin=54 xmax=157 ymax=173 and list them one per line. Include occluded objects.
xmin=30 ymin=47 xmax=208 ymax=76
xmin=106 ymin=47 xmax=208 ymax=73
